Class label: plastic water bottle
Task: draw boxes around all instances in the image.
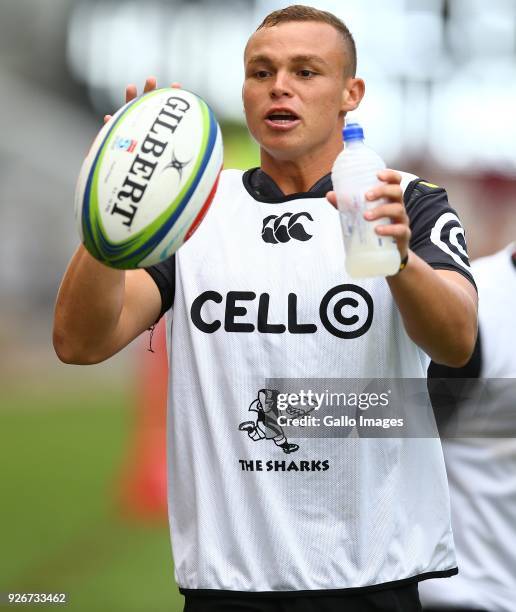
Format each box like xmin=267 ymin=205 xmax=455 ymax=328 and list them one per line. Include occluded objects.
xmin=331 ymin=122 xmax=400 ymax=278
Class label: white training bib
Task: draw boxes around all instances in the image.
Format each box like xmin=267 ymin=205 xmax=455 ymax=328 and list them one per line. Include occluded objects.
xmin=164 ymin=169 xmax=456 ymax=594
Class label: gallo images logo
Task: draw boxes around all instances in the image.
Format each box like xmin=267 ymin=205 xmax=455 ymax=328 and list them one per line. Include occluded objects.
xmin=262 ymin=212 xmax=313 ymax=244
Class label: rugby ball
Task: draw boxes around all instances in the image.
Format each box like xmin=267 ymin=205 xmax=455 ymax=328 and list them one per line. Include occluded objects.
xmin=75 ymin=88 xmax=223 ymax=269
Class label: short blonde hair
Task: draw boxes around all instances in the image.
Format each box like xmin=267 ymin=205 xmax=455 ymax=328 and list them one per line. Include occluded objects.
xmin=256 ymin=4 xmax=357 ymax=76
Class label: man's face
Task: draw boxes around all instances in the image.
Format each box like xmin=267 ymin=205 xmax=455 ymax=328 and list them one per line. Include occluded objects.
xmin=243 ymin=21 xmax=350 ymax=162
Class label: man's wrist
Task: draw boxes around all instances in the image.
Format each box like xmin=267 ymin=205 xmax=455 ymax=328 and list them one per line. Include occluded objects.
xmin=388 ymin=251 xmax=409 ymax=277
xmin=397 ymin=252 xmax=409 ymax=274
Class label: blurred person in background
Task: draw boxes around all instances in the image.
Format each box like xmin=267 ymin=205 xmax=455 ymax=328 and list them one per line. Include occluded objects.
xmin=421 ymin=242 xmax=516 ymax=612
xmin=53 ymin=5 xmax=478 ymax=611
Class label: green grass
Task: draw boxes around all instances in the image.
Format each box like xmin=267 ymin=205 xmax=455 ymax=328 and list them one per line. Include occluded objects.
xmin=222 ymin=122 xmax=260 ymax=170
xmin=0 ymin=381 xmax=184 ymax=612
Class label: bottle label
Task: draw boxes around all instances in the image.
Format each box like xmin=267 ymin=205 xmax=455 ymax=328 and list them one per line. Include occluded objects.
xmin=341 ymin=194 xmax=366 ymax=242
xmin=340 ymin=196 xmax=396 ymax=251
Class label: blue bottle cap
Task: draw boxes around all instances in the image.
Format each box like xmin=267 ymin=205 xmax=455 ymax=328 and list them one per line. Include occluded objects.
xmin=343 ymin=122 xmax=364 ymax=142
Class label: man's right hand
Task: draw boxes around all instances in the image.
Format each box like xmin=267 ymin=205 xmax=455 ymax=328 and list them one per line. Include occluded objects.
xmin=103 ymin=77 xmax=182 ymax=124
xmin=53 ymin=77 xmax=181 ymax=365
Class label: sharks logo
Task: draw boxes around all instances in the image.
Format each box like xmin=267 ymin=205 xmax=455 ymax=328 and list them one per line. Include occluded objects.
xmin=238 ymin=389 xmax=317 ymax=454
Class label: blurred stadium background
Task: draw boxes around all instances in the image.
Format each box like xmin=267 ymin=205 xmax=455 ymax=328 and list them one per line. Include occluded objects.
xmin=1 ymin=0 xmax=515 ymax=610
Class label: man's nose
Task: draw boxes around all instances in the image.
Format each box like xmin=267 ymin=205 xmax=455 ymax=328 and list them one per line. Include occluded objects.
xmin=270 ymin=71 xmax=292 ymax=98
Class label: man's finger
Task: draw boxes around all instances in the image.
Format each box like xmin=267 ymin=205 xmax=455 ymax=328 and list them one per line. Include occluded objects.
xmin=375 ymin=223 xmax=410 ymax=239
xmin=143 ymin=76 xmax=157 ymax=93
xmin=171 ymin=82 xmax=182 ymax=89
xmin=377 ymin=169 xmax=402 ymax=184
xmin=125 ymin=84 xmax=137 ymax=103
xmin=326 ymin=190 xmax=337 ymax=208
xmin=366 ymin=184 xmax=403 ymax=203
xmin=365 ymin=203 xmax=407 ymax=223
xmin=103 ymin=114 xmax=112 ymax=124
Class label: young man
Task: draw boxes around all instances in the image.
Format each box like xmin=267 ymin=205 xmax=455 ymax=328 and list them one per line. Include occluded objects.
xmin=54 ymin=6 xmax=478 ymax=611
xmin=421 ymin=242 xmax=516 ymax=612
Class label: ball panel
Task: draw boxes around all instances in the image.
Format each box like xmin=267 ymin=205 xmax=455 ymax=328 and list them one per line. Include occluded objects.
xmin=76 ymin=89 xmax=223 ymax=269
xmin=101 ymin=97 xmax=217 ymax=268
xmin=184 ymin=169 xmax=222 ymax=243
xmin=80 ymin=94 xmax=149 ymax=262
xmin=137 ymin=122 xmax=224 ymax=267
xmin=95 ymin=90 xmax=204 ymax=240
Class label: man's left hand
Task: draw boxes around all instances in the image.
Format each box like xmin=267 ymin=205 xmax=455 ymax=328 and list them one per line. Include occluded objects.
xmin=326 ymin=169 xmax=410 ymax=260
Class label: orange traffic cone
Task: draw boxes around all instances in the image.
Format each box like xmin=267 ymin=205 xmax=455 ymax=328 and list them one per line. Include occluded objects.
xmin=117 ymin=318 xmax=168 ymax=522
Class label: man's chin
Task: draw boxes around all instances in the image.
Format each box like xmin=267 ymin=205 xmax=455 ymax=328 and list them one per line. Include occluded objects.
xmin=260 ymin=141 xmax=307 ymax=163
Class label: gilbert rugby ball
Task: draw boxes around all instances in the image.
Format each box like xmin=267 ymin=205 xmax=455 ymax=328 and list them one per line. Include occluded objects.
xmin=75 ymin=88 xmax=223 ymax=269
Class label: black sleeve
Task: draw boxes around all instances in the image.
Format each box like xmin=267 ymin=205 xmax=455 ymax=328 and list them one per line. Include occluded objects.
xmin=426 ymin=331 xmax=482 ymax=427
xmin=404 ymin=179 xmax=477 ymax=290
xmin=144 ymin=254 xmax=176 ymax=321
xmin=428 ymin=330 xmax=482 ymax=380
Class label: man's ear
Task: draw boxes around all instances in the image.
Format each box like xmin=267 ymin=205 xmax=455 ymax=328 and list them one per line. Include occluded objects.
xmin=341 ymin=78 xmax=365 ymax=113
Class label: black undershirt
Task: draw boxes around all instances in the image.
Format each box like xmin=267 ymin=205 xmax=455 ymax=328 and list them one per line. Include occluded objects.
xmin=244 ymin=167 xmax=333 ymax=203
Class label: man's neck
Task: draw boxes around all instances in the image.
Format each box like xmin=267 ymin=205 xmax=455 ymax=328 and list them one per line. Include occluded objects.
xmin=260 ymin=144 xmax=342 ymax=195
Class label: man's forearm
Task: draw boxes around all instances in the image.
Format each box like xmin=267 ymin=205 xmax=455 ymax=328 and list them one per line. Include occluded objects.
xmin=53 ymin=245 xmax=126 ymax=363
xmin=387 ymin=251 xmax=478 ymax=367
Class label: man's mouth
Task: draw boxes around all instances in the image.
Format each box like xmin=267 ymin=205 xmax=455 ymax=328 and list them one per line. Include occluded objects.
xmin=267 ymin=113 xmax=299 ymax=124
xmin=264 ymin=109 xmax=301 ymax=130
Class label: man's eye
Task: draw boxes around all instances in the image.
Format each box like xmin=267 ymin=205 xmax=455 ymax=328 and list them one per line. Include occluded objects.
xmin=255 ymin=70 xmax=270 ymax=79
xmin=298 ymin=69 xmax=316 ymax=78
